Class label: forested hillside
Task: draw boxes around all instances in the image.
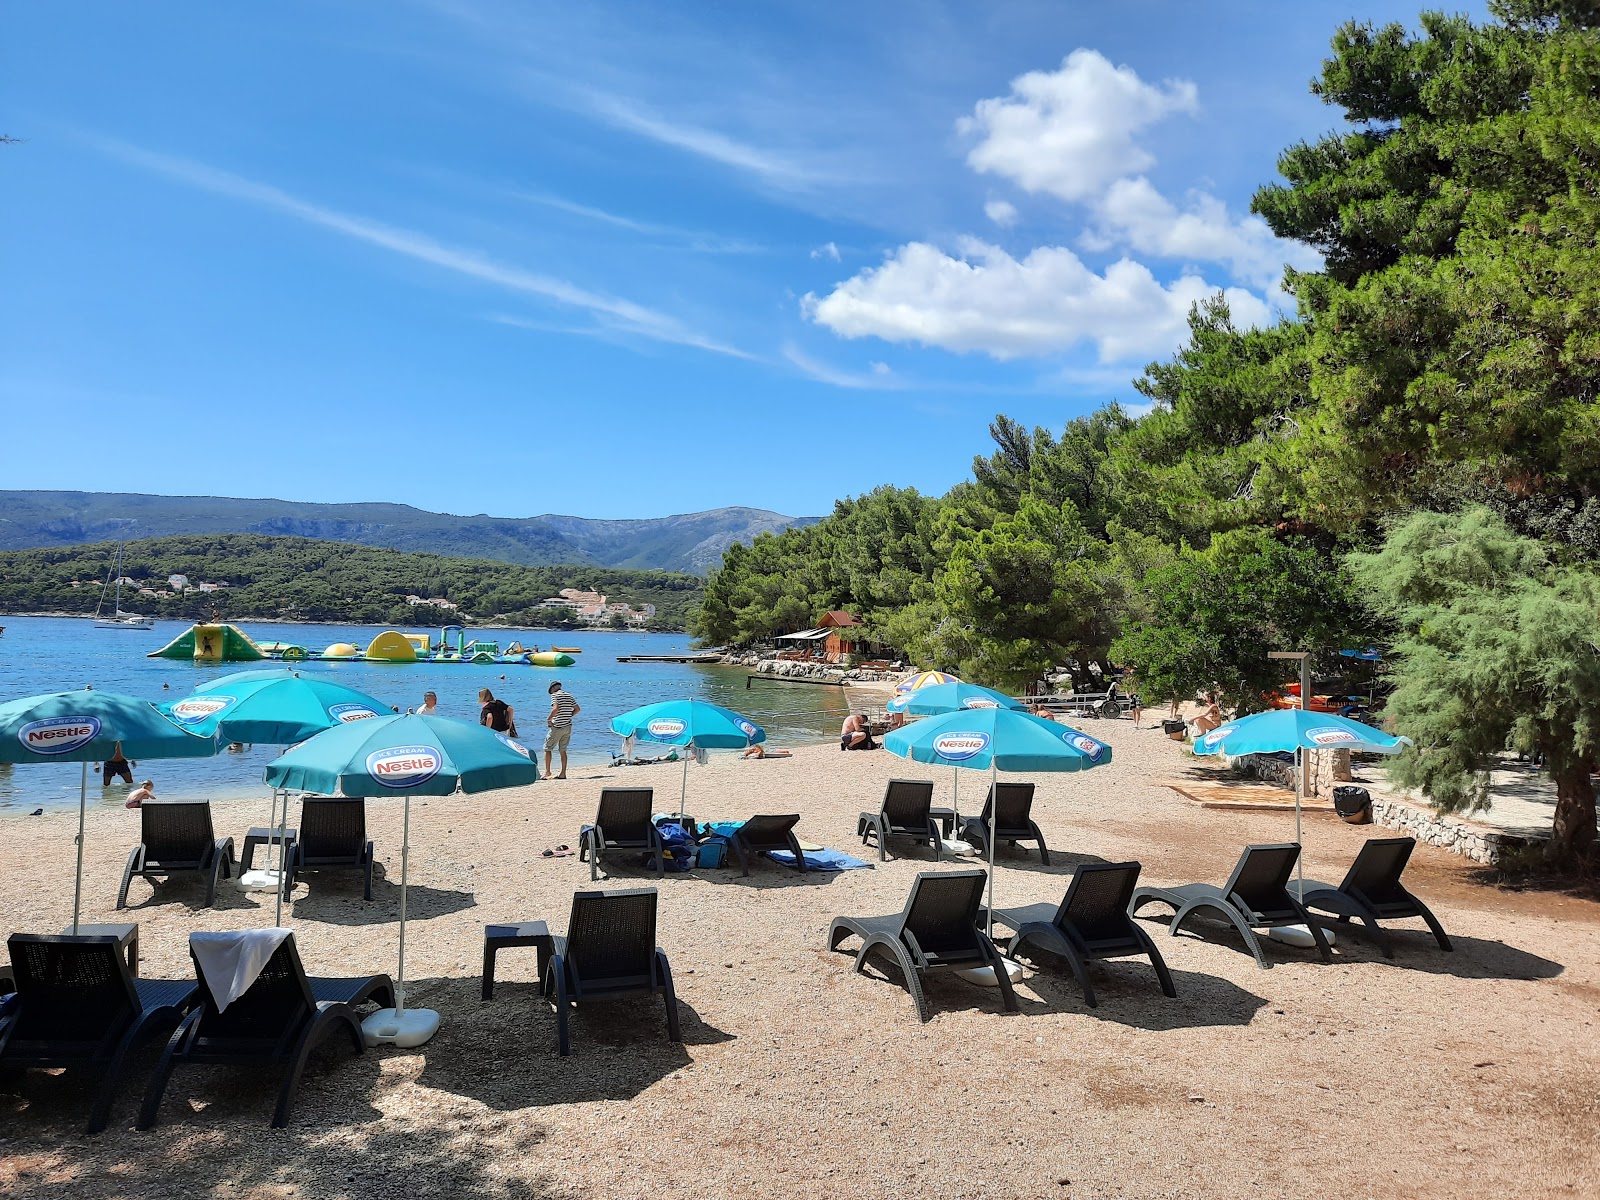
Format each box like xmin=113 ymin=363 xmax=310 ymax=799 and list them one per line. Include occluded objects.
xmin=0 ymin=535 xmax=703 ymax=630
xmin=0 ymin=491 xmax=811 ymax=575
xmin=693 ymin=2 xmax=1600 ymax=861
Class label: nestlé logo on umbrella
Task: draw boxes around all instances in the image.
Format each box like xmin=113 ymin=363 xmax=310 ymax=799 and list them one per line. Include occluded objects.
xmin=171 ymin=696 xmax=232 ymax=723
xmin=736 ymin=718 xmax=757 ymax=738
xmin=1307 ymin=726 xmax=1359 ymax=745
xmin=329 ymin=703 xmax=379 ymax=723
xmin=932 ymin=732 xmax=990 ymax=761
xmin=366 ymin=744 xmax=442 ymax=788
xmin=961 ymin=697 xmax=999 ymax=709
xmin=647 ymin=718 xmax=687 ymax=739
xmin=1064 ymin=731 xmax=1105 ymax=760
xmin=18 ymin=715 xmax=103 ymax=755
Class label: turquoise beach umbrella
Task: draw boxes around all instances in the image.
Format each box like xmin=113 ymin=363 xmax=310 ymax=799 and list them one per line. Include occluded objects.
xmin=164 ymin=667 xmax=391 ymax=745
xmin=887 ymin=681 xmax=1027 ymax=715
xmin=265 ymin=714 xmax=538 ymax=1047
xmin=887 ymin=682 xmax=1029 ymax=827
xmin=610 ymin=699 xmax=766 ymax=819
xmin=0 ymin=688 xmax=217 ymax=932
xmin=1191 ymin=709 xmax=1407 ymax=759
xmin=885 ymin=708 xmax=1112 ymax=941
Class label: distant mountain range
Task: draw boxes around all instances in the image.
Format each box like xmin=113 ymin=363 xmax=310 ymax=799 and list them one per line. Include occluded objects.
xmin=0 ymin=491 xmax=815 ymax=575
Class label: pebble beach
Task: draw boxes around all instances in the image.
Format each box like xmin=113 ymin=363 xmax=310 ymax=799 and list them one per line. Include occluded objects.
xmin=2 ymin=718 xmax=1597 ymax=1199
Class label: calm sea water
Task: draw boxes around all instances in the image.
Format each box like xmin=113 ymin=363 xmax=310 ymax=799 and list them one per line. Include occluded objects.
xmin=0 ymin=616 xmax=855 ymax=812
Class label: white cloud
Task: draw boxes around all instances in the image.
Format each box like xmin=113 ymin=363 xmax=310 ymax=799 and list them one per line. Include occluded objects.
xmin=810 ymin=241 xmax=841 ymax=261
xmin=959 ymin=49 xmax=1197 ymax=202
xmin=805 ymin=238 xmax=1271 ymax=363
xmin=91 ymin=137 xmax=751 ymax=360
xmin=514 ymin=190 xmax=763 ymax=254
xmin=1090 ymin=177 xmax=1320 ymax=287
xmin=983 ymin=199 xmax=1018 ymax=227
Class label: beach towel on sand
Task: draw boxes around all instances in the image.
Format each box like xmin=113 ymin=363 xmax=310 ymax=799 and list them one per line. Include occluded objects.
xmin=767 ymin=848 xmax=872 ymax=871
xmin=191 ymin=928 xmax=292 ymax=1012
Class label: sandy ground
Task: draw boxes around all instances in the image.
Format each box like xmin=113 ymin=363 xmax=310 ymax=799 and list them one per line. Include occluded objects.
xmin=2 ymin=719 xmax=1598 ymax=1200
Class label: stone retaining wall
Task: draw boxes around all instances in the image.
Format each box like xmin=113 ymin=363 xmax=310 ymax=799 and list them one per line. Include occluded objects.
xmin=1368 ymin=797 xmax=1536 ymax=865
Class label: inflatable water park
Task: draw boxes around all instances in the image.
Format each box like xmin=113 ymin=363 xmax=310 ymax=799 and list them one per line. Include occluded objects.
xmin=148 ymin=623 xmax=577 ymax=667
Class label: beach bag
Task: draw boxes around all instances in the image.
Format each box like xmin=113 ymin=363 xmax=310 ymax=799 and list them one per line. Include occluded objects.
xmin=696 ymin=838 xmax=729 ymax=869
xmin=654 ymin=820 xmax=696 ymax=871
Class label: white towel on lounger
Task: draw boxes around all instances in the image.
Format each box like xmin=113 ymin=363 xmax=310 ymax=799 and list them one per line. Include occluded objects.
xmin=191 ymin=928 xmax=292 ymax=1012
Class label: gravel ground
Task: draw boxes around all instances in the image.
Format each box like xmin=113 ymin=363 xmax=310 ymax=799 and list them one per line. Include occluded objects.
xmin=2 ymin=719 xmax=1597 ymax=1199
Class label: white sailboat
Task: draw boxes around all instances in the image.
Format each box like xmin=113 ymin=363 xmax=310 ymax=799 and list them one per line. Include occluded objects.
xmin=94 ymin=543 xmax=156 ymax=630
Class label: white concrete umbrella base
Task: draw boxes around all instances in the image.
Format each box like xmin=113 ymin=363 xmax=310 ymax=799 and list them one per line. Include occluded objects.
xmin=362 ymin=1007 xmax=441 ymax=1048
xmin=1267 ymin=924 xmax=1335 ymax=948
xmin=236 ymin=868 xmax=285 ymax=892
xmin=955 ymin=959 xmax=1025 ymax=987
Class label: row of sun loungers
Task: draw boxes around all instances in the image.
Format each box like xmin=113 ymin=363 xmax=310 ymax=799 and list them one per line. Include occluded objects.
xmin=7 ymin=783 xmax=1455 ymax=1130
xmin=116 ymin=797 xmax=377 ymax=910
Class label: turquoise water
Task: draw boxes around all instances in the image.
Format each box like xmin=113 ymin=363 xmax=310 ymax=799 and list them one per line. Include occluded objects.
xmin=0 ymin=617 xmax=855 ymax=812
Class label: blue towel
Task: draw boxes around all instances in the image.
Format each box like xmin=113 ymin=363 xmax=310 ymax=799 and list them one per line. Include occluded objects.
xmin=768 ymin=848 xmax=872 ymax=871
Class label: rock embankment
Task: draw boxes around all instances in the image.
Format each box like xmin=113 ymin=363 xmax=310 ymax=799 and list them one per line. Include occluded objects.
xmin=722 ymin=653 xmax=904 ymax=685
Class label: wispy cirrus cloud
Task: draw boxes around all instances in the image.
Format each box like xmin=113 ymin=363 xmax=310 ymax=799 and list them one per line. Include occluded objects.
xmin=89 ymin=136 xmax=751 ymax=360
xmin=513 ymin=189 xmax=765 ymax=254
xmin=781 ymin=343 xmax=900 ymax=390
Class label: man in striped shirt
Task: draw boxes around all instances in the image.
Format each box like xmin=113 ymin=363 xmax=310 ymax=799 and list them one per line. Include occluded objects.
xmin=544 ymin=680 xmax=580 ymax=780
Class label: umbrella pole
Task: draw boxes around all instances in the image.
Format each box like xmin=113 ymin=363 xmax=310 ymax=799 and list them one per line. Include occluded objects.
xmin=952 ymin=767 xmax=960 ymax=827
xmin=986 ymin=761 xmax=998 ymax=940
xmin=395 ymin=793 xmax=411 ymax=1016
xmin=72 ymin=761 xmax=88 ymax=934
xmin=679 ymin=745 xmax=690 ymax=821
xmin=274 ymin=787 xmax=291 ymax=927
xmin=1296 ymin=746 xmax=1305 ymax=889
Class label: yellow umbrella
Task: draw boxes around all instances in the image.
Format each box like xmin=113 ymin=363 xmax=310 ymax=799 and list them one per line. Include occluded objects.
xmin=895 ymin=670 xmax=960 ymax=694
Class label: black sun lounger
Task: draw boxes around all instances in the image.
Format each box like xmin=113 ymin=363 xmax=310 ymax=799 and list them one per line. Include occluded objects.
xmin=961 ymin=781 xmax=1050 ymax=864
xmin=578 ymin=788 xmax=664 ymax=881
xmin=137 ymin=932 xmax=393 ymax=1129
xmin=1290 ymin=836 xmax=1452 ymax=957
xmin=1130 ymin=843 xmax=1333 ymax=969
xmin=288 ymin=798 xmax=376 ymax=901
xmin=543 ymin=888 xmax=681 ymax=1056
xmin=828 ymin=868 xmax=1017 ymax=1022
xmin=1 ymin=933 xmax=197 ymax=1134
xmin=988 ymin=861 xmax=1175 ymax=1007
xmin=858 ymin=778 xmax=943 ymax=862
xmin=729 ymin=814 xmax=807 ymax=876
xmin=117 ymin=801 xmax=237 ymax=910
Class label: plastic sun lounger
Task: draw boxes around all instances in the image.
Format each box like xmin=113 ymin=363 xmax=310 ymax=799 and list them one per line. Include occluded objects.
xmin=137 ymin=933 xmax=393 ymax=1129
xmin=287 ymin=798 xmax=376 ymax=901
xmin=827 ymin=869 xmax=1018 ymax=1023
xmin=987 ymin=861 xmax=1175 ymax=1007
xmin=857 ymin=778 xmax=944 ymax=862
xmin=729 ymin=814 xmax=807 ymax=876
xmin=1290 ymin=836 xmax=1452 ymax=957
xmin=1 ymin=933 xmax=198 ymax=1134
xmin=117 ymin=801 xmax=237 ymax=910
xmin=960 ymin=781 xmax=1051 ymax=864
xmin=542 ymin=888 xmax=681 ymax=1056
xmin=578 ymin=788 xmax=664 ymax=881
xmin=1129 ymin=843 xmax=1333 ymax=969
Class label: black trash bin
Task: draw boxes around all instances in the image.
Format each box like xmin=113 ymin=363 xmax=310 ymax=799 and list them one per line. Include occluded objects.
xmin=1332 ymin=785 xmax=1372 ymax=825
xmin=1161 ymin=719 xmax=1187 ymax=740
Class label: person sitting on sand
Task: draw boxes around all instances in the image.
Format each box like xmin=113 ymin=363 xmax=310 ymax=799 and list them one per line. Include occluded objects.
xmin=1193 ymin=692 xmax=1224 ymax=735
xmin=840 ymin=713 xmax=875 ymax=751
xmin=1031 ymin=704 xmax=1057 ymax=722
xmin=125 ymin=779 xmax=155 ymax=809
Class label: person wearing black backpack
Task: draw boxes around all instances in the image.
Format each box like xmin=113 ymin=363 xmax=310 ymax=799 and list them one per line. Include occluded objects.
xmin=478 ymin=688 xmax=516 ymax=736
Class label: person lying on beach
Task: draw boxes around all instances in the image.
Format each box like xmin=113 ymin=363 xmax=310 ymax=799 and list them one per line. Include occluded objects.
xmin=126 ymin=779 xmax=155 ymax=809
xmin=741 ymin=742 xmax=791 ymax=759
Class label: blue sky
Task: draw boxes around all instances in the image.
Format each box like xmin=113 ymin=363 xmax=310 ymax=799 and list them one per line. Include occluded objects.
xmin=1 ymin=1 xmax=1480 ymax=520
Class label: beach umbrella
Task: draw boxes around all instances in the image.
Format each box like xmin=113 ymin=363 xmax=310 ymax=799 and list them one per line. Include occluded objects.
xmin=163 ymin=668 xmax=394 ymax=923
xmin=895 ymin=670 xmax=960 ymax=694
xmin=610 ymin=699 xmax=766 ymax=819
xmin=884 ymin=707 xmax=1113 ymax=945
xmin=0 ymin=688 xmax=217 ymax=932
xmin=1192 ymin=709 xmax=1409 ymax=887
xmin=887 ymin=682 xmax=1028 ymax=824
xmin=264 ymin=714 xmax=538 ymax=1046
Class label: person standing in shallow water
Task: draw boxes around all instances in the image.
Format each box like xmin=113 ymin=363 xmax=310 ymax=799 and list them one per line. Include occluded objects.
xmin=544 ymin=680 xmax=580 ymax=780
